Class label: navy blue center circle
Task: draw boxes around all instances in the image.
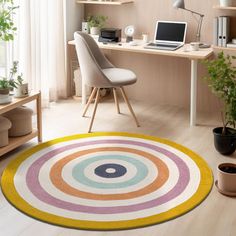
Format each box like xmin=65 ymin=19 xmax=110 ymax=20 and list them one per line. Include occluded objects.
xmin=94 ymin=163 xmax=127 ymax=178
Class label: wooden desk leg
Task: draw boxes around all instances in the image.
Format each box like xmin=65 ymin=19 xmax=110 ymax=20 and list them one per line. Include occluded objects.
xmin=36 ymin=92 xmax=43 ymax=142
xmin=190 ymin=59 xmax=198 ymax=126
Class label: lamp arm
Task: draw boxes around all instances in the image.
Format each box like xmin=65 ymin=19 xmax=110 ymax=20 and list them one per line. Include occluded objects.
xmin=183 ymin=8 xmax=204 ymax=42
xmin=183 ymin=8 xmax=204 ymax=17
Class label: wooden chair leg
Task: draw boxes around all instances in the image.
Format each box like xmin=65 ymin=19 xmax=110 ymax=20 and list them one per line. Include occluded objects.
xmin=82 ymin=87 xmax=97 ymax=117
xmin=88 ymin=88 xmax=100 ymax=133
xmin=113 ymin=88 xmax=120 ymax=114
xmin=120 ymin=87 xmax=140 ymax=127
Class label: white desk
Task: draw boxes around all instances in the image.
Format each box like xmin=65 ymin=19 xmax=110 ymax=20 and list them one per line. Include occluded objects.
xmin=69 ymin=39 xmax=213 ymax=126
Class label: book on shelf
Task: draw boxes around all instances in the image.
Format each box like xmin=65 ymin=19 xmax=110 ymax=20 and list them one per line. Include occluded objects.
xmin=218 ymin=16 xmax=223 ymax=47
xmin=222 ymin=16 xmax=230 ymax=47
xmin=213 ymin=16 xmax=230 ymax=47
xmin=213 ymin=17 xmax=218 ymax=46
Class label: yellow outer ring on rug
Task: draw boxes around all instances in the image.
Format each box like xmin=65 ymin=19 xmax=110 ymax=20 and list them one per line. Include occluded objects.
xmin=1 ymin=132 xmax=213 ymax=231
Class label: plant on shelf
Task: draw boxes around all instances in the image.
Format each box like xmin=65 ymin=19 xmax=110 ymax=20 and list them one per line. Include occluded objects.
xmin=14 ymin=72 xmax=28 ymax=98
xmin=203 ymin=51 xmax=236 ymax=155
xmin=0 ymin=61 xmax=19 ymax=93
xmin=0 ymin=61 xmax=27 ymax=103
xmin=10 ymin=61 xmax=23 ymax=85
xmin=0 ymin=77 xmax=16 ymax=93
xmin=9 ymin=61 xmax=27 ymax=98
xmin=0 ymin=77 xmax=17 ymax=106
xmin=87 ymin=14 xmax=108 ymax=35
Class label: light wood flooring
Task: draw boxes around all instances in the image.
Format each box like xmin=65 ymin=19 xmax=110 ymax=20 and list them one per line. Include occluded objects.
xmin=0 ymin=98 xmax=236 ymax=236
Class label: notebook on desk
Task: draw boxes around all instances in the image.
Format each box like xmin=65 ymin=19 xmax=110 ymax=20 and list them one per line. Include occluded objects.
xmin=144 ymin=21 xmax=187 ymax=51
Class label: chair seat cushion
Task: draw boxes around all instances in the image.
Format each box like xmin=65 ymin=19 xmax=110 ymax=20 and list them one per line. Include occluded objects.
xmin=102 ymin=68 xmax=137 ymax=87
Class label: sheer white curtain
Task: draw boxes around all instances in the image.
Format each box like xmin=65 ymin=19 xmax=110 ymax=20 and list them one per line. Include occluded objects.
xmin=14 ymin=0 xmax=67 ymax=107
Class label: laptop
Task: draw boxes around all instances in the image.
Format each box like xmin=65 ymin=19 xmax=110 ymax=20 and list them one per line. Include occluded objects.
xmin=144 ymin=21 xmax=187 ymax=51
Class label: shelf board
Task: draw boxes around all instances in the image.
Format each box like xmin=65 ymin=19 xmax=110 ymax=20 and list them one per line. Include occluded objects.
xmin=212 ymin=45 xmax=236 ymax=51
xmin=77 ymin=0 xmax=134 ymax=5
xmin=213 ymin=5 xmax=236 ymax=10
xmin=0 ymin=129 xmax=38 ymax=156
xmin=0 ymin=92 xmax=40 ymax=115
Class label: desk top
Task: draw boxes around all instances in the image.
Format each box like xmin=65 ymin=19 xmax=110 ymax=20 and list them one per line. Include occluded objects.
xmin=69 ymin=39 xmax=213 ymax=60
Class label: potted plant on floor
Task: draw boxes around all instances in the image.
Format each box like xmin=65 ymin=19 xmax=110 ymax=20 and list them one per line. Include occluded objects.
xmin=204 ymin=51 xmax=236 ymax=155
xmin=87 ymin=15 xmax=107 ymax=35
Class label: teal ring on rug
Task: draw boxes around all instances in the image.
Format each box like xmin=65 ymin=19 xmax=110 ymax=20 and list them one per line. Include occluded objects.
xmin=72 ymin=155 xmax=149 ymax=189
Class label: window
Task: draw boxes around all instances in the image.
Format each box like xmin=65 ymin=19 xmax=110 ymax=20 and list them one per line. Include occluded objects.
xmin=0 ymin=41 xmax=14 ymax=78
xmin=0 ymin=0 xmax=18 ymax=78
xmin=0 ymin=41 xmax=7 ymax=77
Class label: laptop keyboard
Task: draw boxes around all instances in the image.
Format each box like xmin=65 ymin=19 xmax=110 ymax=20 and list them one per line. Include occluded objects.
xmin=147 ymin=43 xmax=179 ymax=48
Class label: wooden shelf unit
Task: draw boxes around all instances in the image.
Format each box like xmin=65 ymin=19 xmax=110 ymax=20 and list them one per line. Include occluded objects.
xmin=213 ymin=5 xmax=236 ymax=52
xmin=212 ymin=45 xmax=236 ymax=51
xmin=0 ymin=130 xmax=38 ymax=156
xmin=77 ymin=0 xmax=134 ymax=5
xmin=213 ymin=6 xmax=236 ymax=10
xmin=0 ymin=92 xmax=42 ymax=157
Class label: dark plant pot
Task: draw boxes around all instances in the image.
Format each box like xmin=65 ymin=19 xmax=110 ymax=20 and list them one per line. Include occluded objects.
xmin=213 ymin=127 xmax=236 ymax=155
xmin=0 ymin=88 xmax=10 ymax=95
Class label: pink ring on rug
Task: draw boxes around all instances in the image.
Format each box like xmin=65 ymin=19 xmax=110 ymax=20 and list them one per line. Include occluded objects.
xmin=26 ymin=139 xmax=190 ymax=214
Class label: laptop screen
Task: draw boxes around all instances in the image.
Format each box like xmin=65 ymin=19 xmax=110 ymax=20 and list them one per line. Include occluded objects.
xmin=155 ymin=21 xmax=187 ymax=43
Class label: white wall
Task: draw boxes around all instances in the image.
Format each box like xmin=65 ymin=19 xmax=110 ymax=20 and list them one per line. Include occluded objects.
xmin=65 ymin=0 xmax=84 ymax=41
xmin=65 ymin=0 xmax=84 ymax=97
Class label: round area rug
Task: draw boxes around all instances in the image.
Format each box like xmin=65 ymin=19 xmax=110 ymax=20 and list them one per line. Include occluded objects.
xmin=1 ymin=132 xmax=213 ymax=230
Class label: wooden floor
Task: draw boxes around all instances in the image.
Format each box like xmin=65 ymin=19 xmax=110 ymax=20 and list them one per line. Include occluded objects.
xmin=1 ymin=98 xmax=236 ymax=236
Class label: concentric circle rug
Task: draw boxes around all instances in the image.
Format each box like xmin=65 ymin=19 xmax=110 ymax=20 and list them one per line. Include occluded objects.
xmin=1 ymin=132 xmax=213 ymax=230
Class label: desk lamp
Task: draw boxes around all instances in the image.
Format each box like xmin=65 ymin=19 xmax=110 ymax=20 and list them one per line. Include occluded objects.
xmin=173 ymin=0 xmax=209 ymax=48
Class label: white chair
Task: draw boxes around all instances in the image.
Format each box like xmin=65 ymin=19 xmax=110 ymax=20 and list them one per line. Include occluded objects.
xmin=74 ymin=31 xmax=140 ymax=132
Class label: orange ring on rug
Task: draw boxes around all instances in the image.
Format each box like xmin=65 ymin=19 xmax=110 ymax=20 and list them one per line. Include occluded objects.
xmin=50 ymin=147 xmax=169 ymax=200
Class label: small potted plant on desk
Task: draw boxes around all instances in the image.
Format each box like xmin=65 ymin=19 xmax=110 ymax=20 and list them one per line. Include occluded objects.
xmin=87 ymin=15 xmax=107 ymax=35
xmin=204 ymin=52 xmax=236 ymax=155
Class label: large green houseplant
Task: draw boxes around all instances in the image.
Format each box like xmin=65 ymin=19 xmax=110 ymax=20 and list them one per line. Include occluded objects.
xmin=204 ymin=51 xmax=236 ymax=155
xmin=0 ymin=0 xmax=18 ymax=41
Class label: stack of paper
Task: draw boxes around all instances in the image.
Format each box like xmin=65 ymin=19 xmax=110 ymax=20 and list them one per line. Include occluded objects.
xmin=226 ymin=42 xmax=236 ymax=48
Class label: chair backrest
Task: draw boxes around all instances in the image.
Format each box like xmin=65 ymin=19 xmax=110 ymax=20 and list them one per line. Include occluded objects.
xmin=74 ymin=32 xmax=113 ymax=88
